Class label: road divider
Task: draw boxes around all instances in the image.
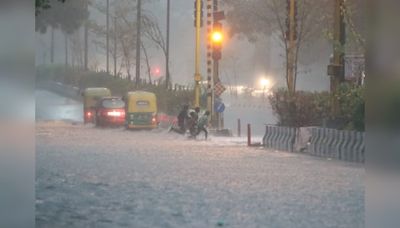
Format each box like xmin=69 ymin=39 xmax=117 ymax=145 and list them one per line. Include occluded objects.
xmin=263 ymin=125 xmax=297 ymax=152
xmin=263 ymin=125 xmax=365 ymax=163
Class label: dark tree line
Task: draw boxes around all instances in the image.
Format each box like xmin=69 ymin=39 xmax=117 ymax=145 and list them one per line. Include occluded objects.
xmin=36 ymin=0 xmax=88 ymax=34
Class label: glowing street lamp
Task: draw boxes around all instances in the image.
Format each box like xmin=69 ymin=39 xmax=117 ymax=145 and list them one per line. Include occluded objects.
xmin=260 ymin=78 xmax=270 ymax=88
xmin=259 ymin=77 xmax=271 ymax=99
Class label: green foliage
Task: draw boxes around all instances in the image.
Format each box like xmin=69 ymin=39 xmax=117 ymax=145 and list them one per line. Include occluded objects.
xmin=268 ymin=88 xmax=331 ymax=128
xmin=36 ymin=65 xmax=194 ymax=115
xmin=335 ymin=83 xmax=365 ymax=131
xmin=36 ymin=0 xmax=88 ymax=34
xmin=268 ymin=84 xmax=365 ymax=131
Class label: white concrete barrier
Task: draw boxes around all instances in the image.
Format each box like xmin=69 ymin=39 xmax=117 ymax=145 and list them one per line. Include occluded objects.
xmin=263 ymin=126 xmax=365 ymax=163
xmin=263 ymin=125 xmax=297 ymax=152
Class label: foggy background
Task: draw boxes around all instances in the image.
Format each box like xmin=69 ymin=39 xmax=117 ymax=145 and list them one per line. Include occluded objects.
xmin=35 ymin=0 xmax=331 ymax=91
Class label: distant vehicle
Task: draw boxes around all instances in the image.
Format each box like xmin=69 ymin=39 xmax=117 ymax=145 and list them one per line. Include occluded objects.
xmin=94 ymin=97 xmax=125 ymax=127
xmin=82 ymin=88 xmax=111 ymax=123
xmin=125 ymin=91 xmax=158 ymax=129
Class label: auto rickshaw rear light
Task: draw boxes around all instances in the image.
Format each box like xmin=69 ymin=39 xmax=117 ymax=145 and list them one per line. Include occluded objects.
xmin=87 ymin=112 xmax=92 ymax=117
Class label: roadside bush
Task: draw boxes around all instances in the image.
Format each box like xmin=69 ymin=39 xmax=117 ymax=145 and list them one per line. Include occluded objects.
xmin=268 ymin=88 xmax=331 ymax=128
xmin=268 ymin=84 xmax=365 ymax=131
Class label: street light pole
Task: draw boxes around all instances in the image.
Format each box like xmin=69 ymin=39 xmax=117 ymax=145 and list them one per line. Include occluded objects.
xmin=114 ymin=16 xmax=117 ymax=78
xmin=165 ymin=0 xmax=170 ymax=89
xmin=106 ymin=0 xmax=110 ymax=74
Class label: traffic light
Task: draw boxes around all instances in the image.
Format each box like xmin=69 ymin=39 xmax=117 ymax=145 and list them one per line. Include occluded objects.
xmin=211 ymin=22 xmax=223 ymax=60
xmin=194 ymin=0 xmax=204 ymax=27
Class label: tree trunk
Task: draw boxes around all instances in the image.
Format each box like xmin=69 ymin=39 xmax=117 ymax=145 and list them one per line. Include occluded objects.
xmin=141 ymin=42 xmax=152 ymax=84
xmin=135 ymin=0 xmax=142 ymax=86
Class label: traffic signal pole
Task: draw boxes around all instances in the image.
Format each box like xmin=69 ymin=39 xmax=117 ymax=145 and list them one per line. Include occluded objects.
xmin=212 ymin=57 xmax=218 ymax=127
xmin=194 ymin=0 xmax=202 ymax=107
xmin=206 ymin=0 xmax=213 ymax=116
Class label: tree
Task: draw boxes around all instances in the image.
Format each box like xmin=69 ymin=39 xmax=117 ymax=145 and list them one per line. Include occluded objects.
xmin=90 ymin=0 xmax=136 ymax=79
xmin=35 ymin=0 xmax=65 ymax=16
xmin=36 ymin=0 xmax=89 ymax=68
xmin=142 ymin=15 xmax=169 ymax=85
xmin=91 ymin=0 xmax=165 ymax=81
xmin=36 ymin=0 xmax=88 ymax=34
xmin=224 ymin=0 xmax=331 ymax=93
xmin=225 ymin=0 xmax=366 ymax=93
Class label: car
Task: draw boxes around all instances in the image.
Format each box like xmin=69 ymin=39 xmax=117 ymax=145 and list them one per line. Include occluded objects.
xmin=94 ymin=97 xmax=126 ymax=127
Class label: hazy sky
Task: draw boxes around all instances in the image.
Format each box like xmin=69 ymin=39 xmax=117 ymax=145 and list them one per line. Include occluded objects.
xmin=35 ymin=0 xmax=330 ymax=91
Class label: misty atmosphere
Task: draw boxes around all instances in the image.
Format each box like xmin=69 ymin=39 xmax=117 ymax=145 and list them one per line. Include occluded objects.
xmin=35 ymin=0 xmax=352 ymax=90
xmin=34 ymin=0 xmax=366 ymax=227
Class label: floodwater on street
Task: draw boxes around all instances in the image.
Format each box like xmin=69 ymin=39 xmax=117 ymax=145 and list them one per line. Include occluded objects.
xmin=36 ymin=121 xmax=364 ymax=228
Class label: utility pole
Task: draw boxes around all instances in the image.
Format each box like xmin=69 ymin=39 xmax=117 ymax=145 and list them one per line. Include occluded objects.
xmin=113 ymin=16 xmax=117 ymax=77
xmin=165 ymin=0 xmax=170 ymax=89
xmin=135 ymin=0 xmax=142 ymax=85
xmin=84 ymin=0 xmax=88 ymax=70
xmin=194 ymin=0 xmax=202 ymax=107
xmin=328 ymin=0 xmax=346 ymax=115
xmin=106 ymin=0 xmax=110 ymax=74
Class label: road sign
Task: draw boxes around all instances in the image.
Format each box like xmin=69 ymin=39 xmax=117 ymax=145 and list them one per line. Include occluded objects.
xmin=214 ymin=81 xmax=226 ymax=97
xmin=214 ymin=101 xmax=225 ymax=113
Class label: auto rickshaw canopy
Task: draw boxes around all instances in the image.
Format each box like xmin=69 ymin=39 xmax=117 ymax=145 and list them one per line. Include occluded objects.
xmin=82 ymin=88 xmax=111 ymax=108
xmin=125 ymin=91 xmax=157 ymax=113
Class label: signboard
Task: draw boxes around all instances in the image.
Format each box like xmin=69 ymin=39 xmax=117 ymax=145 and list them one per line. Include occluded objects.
xmin=345 ymin=55 xmax=365 ymax=81
xmin=214 ymin=81 xmax=226 ymax=97
xmin=214 ymin=101 xmax=225 ymax=113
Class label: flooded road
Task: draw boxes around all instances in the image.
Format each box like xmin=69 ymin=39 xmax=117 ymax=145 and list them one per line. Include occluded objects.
xmin=35 ymin=90 xmax=82 ymax=122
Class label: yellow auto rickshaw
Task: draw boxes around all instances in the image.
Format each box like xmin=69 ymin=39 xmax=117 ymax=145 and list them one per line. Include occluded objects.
xmin=82 ymin=87 xmax=111 ymax=123
xmin=125 ymin=91 xmax=158 ymax=129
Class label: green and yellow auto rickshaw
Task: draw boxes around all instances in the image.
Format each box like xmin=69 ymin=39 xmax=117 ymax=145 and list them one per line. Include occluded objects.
xmin=125 ymin=91 xmax=158 ymax=129
xmin=82 ymin=88 xmax=111 ymax=123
